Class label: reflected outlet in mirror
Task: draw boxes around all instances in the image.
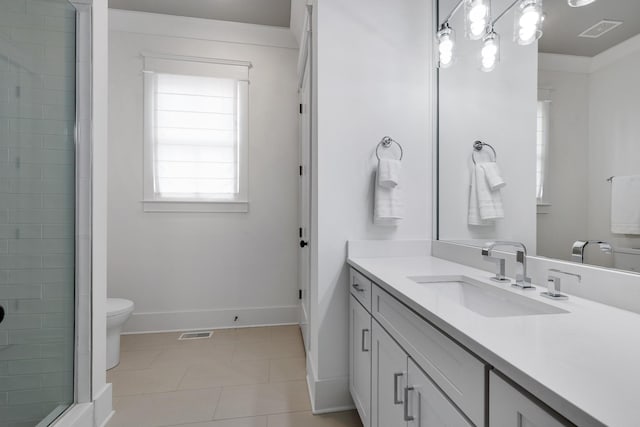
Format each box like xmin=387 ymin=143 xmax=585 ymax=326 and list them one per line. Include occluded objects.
xmin=408 ymin=275 xmax=569 ymax=317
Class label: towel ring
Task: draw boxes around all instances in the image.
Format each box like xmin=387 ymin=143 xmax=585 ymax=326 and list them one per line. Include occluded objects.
xmin=376 ymin=136 xmax=403 ymax=161
xmin=471 ymin=140 xmax=496 ymax=165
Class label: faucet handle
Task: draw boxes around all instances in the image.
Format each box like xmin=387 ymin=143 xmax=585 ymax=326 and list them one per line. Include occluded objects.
xmin=513 ymin=251 xmax=535 ymax=289
xmin=541 ymin=269 xmax=581 ymax=300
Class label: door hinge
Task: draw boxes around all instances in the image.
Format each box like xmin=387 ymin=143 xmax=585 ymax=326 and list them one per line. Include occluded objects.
xmin=299 ymin=290 xmax=302 ymax=300
xmin=299 ymin=165 xmax=303 ymax=176
xmin=299 ymin=227 xmax=302 ymax=238
xmin=299 ymin=103 xmax=303 ymax=114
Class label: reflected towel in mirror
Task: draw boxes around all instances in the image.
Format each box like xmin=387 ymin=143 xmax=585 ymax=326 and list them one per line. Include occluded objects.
xmin=377 ymin=158 xmax=401 ymax=188
xmin=611 ymin=175 xmax=640 ymax=234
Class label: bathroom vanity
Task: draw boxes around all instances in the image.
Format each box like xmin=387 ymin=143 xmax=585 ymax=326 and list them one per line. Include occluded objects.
xmin=347 ymin=252 xmax=640 ymax=427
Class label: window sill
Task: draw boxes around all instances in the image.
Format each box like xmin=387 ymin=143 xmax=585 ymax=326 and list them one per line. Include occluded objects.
xmin=142 ymin=199 xmax=249 ymax=213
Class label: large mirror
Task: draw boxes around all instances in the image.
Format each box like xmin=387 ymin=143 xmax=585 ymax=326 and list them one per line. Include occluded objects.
xmin=437 ymin=0 xmax=640 ymax=273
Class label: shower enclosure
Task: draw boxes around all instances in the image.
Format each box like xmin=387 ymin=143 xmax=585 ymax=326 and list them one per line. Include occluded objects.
xmin=0 ymin=0 xmax=88 ymax=425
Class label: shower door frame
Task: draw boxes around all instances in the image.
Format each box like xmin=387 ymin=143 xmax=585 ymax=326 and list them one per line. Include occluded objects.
xmin=44 ymin=0 xmax=95 ymax=424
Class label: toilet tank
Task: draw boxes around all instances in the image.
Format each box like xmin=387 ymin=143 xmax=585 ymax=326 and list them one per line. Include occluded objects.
xmin=614 ymin=248 xmax=640 ymax=273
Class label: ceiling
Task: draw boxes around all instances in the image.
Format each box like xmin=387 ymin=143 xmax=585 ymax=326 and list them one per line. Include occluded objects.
xmin=539 ymin=0 xmax=640 ymax=57
xmin=108 ymin=0 xmax=292 ymax=28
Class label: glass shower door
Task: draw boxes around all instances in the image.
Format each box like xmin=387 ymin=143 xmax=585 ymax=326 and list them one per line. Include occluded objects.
xmin=0 ymin=0 xmax=77 ymax=425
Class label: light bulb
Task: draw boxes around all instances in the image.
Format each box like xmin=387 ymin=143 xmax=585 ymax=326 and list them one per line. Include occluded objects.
xmin=436 ymin=24 xmax=455 ymax=68
xmin=469 ymin=3 xmax=488 ymax=22
xmin=519 ymin=5 xmax=540 ymax=27
xmin=465 ymin=0 xmax=489 ymax=40
xmin=515 ymin=0 xmax=543 ymax=45
xmin=568 ymin=0 xmax=596 ymax=6
xmin=481 ymin=30 xmax=499 ymax=72
xmin=470 ymin=21 xmax=486 ymax=37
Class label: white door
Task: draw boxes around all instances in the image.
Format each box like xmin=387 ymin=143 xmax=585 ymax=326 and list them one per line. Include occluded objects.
xmin=297 ymin=6 xmax=312 ymax=352
xmin=489 ymin=372 xmax=569 ymax=427
xmin=371 ymin=320 xmax=408 ymax=427
xmin=407 ymin=358 xmax=473 ymax=427
xmin=350 ymin=296 xmax=372 ymax=427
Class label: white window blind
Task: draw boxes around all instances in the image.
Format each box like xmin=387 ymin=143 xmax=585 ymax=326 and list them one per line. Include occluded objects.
xmin=142 ymin=53 xmax=250 ymax=212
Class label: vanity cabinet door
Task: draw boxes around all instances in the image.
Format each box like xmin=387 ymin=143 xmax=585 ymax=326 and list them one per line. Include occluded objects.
xmin=407 ymin=358 xmax=473 ymax=427
xmin=490 ymin=372 xmax=573 ymax=427
xmin=350 ymin=295 xmax=372 ymax=427
xmin=371 ymin=320 xmax=408 ymax=427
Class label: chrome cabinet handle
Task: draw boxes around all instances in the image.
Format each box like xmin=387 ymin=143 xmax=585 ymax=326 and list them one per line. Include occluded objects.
xmin=352 ymin=283 xmax=365 ymax=293
xmin=404 ymin=387 xmax=415 ymax=421
xmin=361 ymin=329 xmax=369 ymax=352
xmin=393 ymin=373 xmax=404 ymax=405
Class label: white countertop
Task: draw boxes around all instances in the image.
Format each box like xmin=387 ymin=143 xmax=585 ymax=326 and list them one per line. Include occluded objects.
xmin=348 ymin=254 xmax=640 ymax=427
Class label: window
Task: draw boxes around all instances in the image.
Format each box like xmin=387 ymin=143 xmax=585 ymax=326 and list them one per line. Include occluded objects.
xmin=536 ymin=98 xmax=551 ymax=203
xmin=142 ymin=53 xmax=250 ymax=212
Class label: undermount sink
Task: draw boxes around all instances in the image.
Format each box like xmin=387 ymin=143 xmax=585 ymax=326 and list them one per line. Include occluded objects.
xmin=408 ymin=275 xmax=569 ymax=318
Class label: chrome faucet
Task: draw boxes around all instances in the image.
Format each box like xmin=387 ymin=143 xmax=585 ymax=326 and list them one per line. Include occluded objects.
xmin=541 ymin=268 xmax=581 ymax=300
xmin=571 ymin=240 xmax=613 ymax=264
xmin=481 ymin=241 xmax=534 ymax=289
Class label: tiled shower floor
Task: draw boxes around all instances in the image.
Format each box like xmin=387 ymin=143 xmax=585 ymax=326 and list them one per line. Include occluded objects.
xmin=106 ymin=326 xmax=362 ymax=427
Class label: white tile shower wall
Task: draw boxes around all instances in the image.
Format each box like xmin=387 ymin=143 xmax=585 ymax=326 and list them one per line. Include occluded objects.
xmin=107 ymin=10 xmax=300 ymax=333
xmin=0 ymin=0 xmax=77 ymax=425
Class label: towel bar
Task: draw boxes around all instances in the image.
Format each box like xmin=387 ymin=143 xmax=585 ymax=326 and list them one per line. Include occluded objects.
xmin=472 ymin=140 xmax=497 ymax=164
xmin=376 ymin=136 xmax=403 ymax=161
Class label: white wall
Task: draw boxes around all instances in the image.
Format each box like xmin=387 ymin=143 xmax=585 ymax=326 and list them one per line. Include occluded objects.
xmin=308 ymin=0 xmax=433 ymax=411
xmin=438 ymin=0 xmax=538 ymax=251
xmin=107 ymin=10 xmax=300 ymax=333
xmin=537 ymin=66 xmax=589 ymax=261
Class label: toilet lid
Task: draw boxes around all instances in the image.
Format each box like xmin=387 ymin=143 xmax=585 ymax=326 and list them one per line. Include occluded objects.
xmin=107 ymin=298 xmax=134 ymax=317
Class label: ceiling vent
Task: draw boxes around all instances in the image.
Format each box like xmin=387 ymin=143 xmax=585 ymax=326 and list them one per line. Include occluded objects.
xmin=578 ymin=20 xmax=623 ymax=38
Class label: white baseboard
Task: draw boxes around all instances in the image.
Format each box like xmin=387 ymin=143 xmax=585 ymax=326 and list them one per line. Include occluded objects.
xmin=122 ymin=305 xmax=299 ymax=334
xmin=93 ymin=384 xmax=113 ymax=427
xmin=306 ymin=356 xmax=354 ymax=414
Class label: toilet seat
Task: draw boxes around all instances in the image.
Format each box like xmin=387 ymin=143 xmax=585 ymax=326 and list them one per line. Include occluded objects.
xmin=107 ymin=298 xmax=134 ymax=317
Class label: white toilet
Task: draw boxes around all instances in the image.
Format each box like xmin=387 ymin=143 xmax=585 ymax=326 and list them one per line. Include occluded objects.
xmin=106 ymin=298 xmax=135 ymax=370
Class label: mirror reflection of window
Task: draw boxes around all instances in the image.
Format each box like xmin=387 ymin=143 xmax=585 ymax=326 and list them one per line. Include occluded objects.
xmin=536 ymin=96 xmax=551 ymax=203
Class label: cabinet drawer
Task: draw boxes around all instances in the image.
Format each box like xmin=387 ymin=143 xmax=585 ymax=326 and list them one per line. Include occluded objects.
xmin=372 ymin=284 xmax=486 ymax=427
xmin=350 ymin=268 xmax=372 ymax=312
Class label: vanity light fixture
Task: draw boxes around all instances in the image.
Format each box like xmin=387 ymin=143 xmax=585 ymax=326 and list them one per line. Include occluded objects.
xmin=437 ymin=23 xmax=456 ymax=68
xmin=514 ymin=0 xmax=543 ymax=45
xmin=568 ymin=0 xmax=597 ymax=7
xmin=480 ymin=29 xmax=500 ymax=72
xmin=465 ymin=0 xmax=490 ymax=40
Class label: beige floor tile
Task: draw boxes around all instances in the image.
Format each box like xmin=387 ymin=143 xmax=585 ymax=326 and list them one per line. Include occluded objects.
xmin=178 ymin=359 xmax=269 ymax=389
xmin=151 ymin=342 xmax=235 ymax=367
xmin=108 ymin=365 xmax=187 ymax=396
xmin=267 ymin=338 xmax=305 ymax=359
xmin=235 ymin=327 xmax=272 ymax=342
xmin=168 ymin=417 xmax=267 ymax=427
xmin=108 ymin=388 xmax=221 ymax=427
xmin=233 ymin=338 xmax=304 ymax=361
xmin=109 ymin=348 xmax=162 ymax=372
xmin=120 ymin=332 xmax=184 ymax=350
xmin=266 ymin=410 xmax=362 ymax=427
xmin=268 ymin=357 xmax=306 ymax=383
xmin=214 ymin=380 xmax=311 ymax=419
xmin=269 ymin=325 xmax=302 ymax=342
xmin=210 ymin=328 xmax=239 ymax=343
xmin=232 ymin=340 xmax=271 ymax=361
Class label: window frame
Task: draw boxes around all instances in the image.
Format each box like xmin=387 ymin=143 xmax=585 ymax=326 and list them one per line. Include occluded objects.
xmin=141 ymin=52 xmax=250 ymax=213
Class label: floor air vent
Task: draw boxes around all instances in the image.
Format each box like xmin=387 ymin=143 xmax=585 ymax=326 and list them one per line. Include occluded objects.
xmin=178 ymin=331 xmax=213 ymax=340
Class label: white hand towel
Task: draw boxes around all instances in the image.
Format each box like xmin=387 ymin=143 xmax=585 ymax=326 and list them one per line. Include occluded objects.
xmin=377 ymin=158 xmax=401 ymax=188
xmin=611 ymin=175 xmax=640 ymax=234
xmin=374 ymin=171 xmax=403 ymax=226
xmin=468 ymin=164 xmax=504 ymax=225
xmin=479 ymin=162 xmax=506 ymax=190
xmin=468 ymin=167 xmax=490 ymax=226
